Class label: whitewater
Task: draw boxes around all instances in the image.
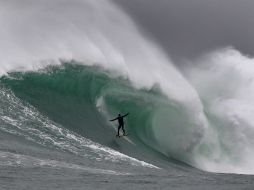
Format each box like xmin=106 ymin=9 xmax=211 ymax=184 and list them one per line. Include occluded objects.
xmin=1 ymin=0 xmax=254 ymax=189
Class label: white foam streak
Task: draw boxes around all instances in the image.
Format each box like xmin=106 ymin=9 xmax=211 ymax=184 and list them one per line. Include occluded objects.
xmin=0 ymin=151 xmax=129 ymax=175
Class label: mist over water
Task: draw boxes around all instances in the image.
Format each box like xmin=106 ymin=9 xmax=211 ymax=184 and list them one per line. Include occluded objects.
xmin=1 ymin=0 xmax=254 ymax=175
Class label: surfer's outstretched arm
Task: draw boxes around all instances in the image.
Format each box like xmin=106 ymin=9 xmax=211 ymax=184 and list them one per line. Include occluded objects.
xmin=110 ymin=117 xmax=118 ymax=121
xmin=122 ymin=113 xmax=129 ymax=117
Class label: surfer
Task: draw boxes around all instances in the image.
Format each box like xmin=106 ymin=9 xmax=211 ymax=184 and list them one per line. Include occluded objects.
xmin=110 ymin=113 xmax=129 ymax=137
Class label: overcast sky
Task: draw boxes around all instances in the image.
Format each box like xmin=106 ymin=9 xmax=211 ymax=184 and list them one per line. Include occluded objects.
xmin=115 ymin=0 xmax=254 ymax=61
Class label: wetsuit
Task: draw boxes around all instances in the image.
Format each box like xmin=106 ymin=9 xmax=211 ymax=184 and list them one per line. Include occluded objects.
xmin=110 ymin=113 xmax=129 ymax=136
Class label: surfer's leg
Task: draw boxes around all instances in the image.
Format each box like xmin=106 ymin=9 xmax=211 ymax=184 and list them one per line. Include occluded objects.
xmin=117 ymin=125 xmax=121 ymax=136
xmin=122 ymin=124 xmax=126 ymax=135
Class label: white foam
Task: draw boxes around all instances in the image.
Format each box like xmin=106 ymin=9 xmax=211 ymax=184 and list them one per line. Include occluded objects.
xmin=0 ymin=151 xmax=129 ymax=175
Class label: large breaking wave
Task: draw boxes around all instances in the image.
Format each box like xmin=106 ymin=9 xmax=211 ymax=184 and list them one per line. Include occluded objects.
xmin=1 ymin=0 xmax=254 ymax=174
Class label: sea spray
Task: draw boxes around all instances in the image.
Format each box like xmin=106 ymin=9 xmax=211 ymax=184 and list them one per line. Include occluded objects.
xmin=183 ymin=48 xmax=254 ymax=173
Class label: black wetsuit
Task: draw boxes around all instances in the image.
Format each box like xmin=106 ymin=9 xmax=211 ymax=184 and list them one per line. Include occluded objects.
xmin=110 ymin=113 xmax=129 ymax=136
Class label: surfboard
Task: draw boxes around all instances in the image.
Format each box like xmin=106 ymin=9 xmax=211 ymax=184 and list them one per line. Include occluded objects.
xmin=116 ymin=133 xmax=136 ymax=145
xmin=116 ymin=133 xmax=129 ymax=138
xmin=115 ymin=133 xmax=135 ymax=145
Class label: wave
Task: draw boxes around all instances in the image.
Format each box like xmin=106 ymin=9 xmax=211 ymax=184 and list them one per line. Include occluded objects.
xmin=1 ymin=0 xmax=254 ymax=175
xmin=1 ymin=63 xmax=199 ymax=169
xmin=0 ymin=59 xmax=253 ymax=175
